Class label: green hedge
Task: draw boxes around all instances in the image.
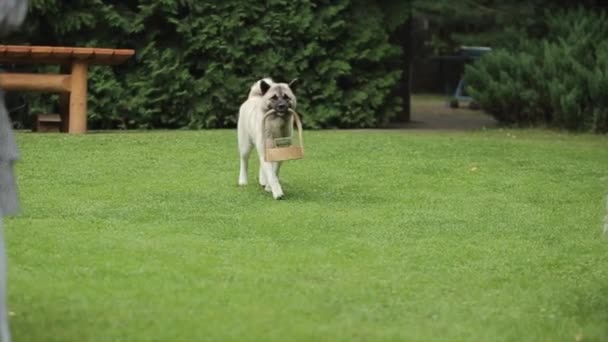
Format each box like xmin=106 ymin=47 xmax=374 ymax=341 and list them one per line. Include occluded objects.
xmin=5 ymin=0 xmax=408 ymax=129
xmin=464 ymin=8 xmax=608 ymax=133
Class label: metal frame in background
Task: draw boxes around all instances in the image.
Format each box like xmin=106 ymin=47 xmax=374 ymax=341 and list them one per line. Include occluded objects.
xmin=431 ymin=46 xmax=491 ymax=108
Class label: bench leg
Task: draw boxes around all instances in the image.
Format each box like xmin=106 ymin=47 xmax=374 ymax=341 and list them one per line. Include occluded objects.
xmin=59 ymin=93 xmax=70 ymax=132
xmin=68 ymin=61 xmax=88 ymax=134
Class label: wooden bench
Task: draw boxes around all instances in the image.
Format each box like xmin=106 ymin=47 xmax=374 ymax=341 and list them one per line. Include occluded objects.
xmin=0 ymin=45 xmax=135 ymax=133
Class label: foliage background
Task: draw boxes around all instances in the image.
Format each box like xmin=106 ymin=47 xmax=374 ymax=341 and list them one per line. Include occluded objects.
xmin=4 ymin=1 xmax=608 ymax=132
xmin=464 ymin=9 xmax=608 ymax=133
xmin=3 ymin=0 xmax=413 ymax=129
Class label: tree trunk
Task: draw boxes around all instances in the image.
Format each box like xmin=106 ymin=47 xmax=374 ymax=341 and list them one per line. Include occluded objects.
xmin=397 ymin=11 xmax=413 ymax=122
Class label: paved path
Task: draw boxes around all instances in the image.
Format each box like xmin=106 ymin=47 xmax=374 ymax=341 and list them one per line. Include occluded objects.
xmin=389 ymin=97 xmax=498 ymax=131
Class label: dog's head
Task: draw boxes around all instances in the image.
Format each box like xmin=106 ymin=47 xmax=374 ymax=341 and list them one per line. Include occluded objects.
xmin=260 ymin=79 xmax=298 ymax=116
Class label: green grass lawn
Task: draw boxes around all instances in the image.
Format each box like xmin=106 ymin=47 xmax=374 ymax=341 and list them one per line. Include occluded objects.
xmin=5 ymin=129 xmax=608 ymax=341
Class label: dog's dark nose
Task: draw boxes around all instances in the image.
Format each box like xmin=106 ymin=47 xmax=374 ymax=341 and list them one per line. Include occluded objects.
xmin=277 ymin=103 xmax=288 ymax=112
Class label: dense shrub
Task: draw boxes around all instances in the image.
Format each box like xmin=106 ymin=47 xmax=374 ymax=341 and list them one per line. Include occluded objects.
xmin=5 ymin=0 xmax=406 ymax=129
xmin=465 ymin=8 xmax=608 ymax=133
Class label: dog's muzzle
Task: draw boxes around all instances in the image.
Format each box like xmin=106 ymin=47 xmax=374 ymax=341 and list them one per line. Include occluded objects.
xmin=272 ymin=100 xmax=290 ymax=115
xmin=276 ymin=103 xmax=288 ymax=112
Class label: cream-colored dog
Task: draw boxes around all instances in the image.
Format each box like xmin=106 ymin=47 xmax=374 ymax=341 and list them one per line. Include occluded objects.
xmin=237 ymin=78 xmax=297 ymax=199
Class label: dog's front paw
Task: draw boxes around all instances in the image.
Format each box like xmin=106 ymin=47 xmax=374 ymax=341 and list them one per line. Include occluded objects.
xmin=238 ymin=179 xmax=248 ymax=186
xmin=264 ymin=185 xmax=272 ymax=192
xmin=273 ymin=191 xmax=284 ymax=200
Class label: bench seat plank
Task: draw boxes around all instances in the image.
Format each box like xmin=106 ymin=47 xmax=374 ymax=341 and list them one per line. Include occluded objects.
xmin=0 ymin=45 xmax=135 ymax=65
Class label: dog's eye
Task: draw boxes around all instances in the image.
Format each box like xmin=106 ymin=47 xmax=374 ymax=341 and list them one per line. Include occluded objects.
xmin=283 ymin=94 xmax=290 ymax=100
xmin=271 ymin=95 xmax=278 ymax=100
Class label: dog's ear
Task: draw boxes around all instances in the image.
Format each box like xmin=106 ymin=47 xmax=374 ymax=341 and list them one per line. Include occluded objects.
xmin=260 ymin=80 xmax=271 ymax=95
xmin=288 ymin=78 xmax=299 ymax=93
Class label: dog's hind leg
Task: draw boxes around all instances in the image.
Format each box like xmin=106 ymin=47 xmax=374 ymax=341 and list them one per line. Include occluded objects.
xmin=238 ymin=138 xmax=252 ymax=186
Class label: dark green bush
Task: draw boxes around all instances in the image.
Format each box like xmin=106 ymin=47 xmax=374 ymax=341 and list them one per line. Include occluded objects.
xmin=464 ymin=8 xmax=608 ymax=133
xmin=5 ymin=0 xmax=407 ymax=129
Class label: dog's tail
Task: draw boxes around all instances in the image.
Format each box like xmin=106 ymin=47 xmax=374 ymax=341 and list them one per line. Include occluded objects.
xmin=248 ymin=77 xmax=274 ymax=98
